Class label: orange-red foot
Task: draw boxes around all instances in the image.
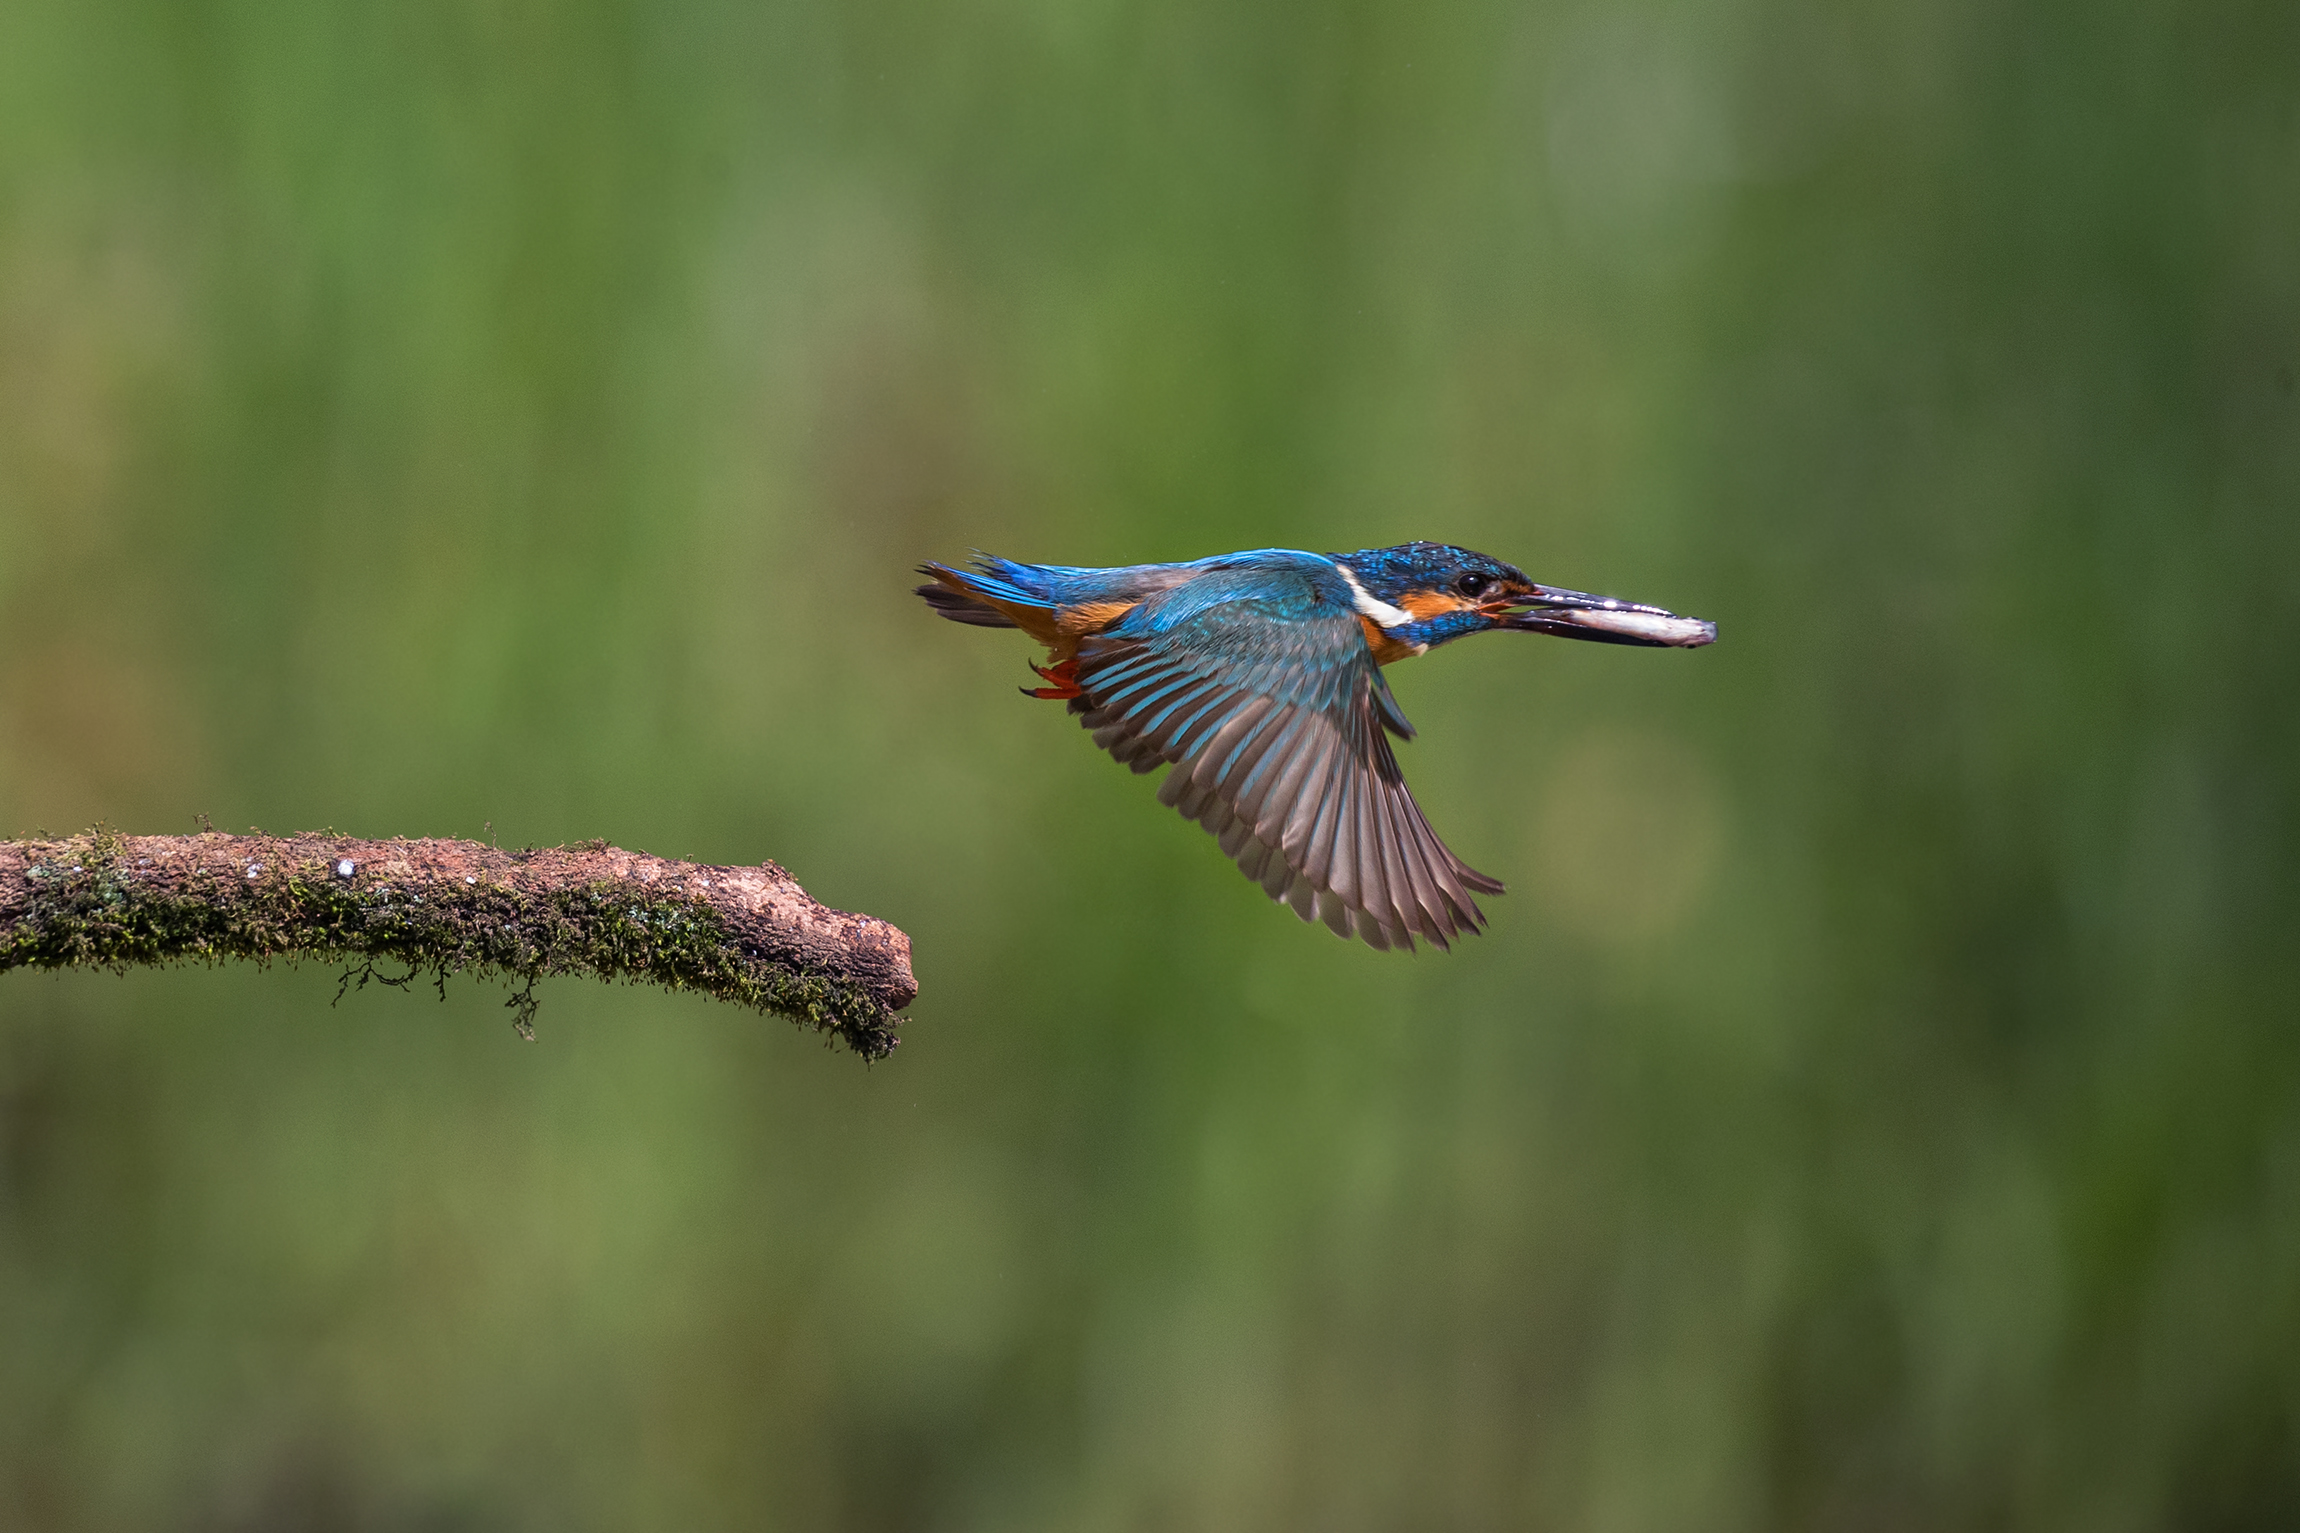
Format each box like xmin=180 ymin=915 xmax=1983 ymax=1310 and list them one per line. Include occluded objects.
xmin=1023 ymin=658 xmax=1083 ymax=700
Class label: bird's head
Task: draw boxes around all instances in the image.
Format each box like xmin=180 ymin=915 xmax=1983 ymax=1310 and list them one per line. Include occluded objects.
xmin=1330 ymin=542 xmax=1716 ymax=655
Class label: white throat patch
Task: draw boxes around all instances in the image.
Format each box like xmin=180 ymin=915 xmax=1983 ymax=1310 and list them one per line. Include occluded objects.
xmin=1333 ymin=563 xmax=1415 ymax=629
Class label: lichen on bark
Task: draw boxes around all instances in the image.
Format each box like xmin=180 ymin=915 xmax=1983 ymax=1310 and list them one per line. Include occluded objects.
xmin=0 ymin=829 xmax=916 ymax=1060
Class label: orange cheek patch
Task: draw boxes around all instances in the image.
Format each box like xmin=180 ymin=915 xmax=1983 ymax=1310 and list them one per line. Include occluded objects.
xmin=1399 ymin=589 xmax=1473 ymax=620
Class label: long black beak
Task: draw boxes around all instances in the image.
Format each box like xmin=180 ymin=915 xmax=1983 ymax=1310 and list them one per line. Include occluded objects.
xmin=1495 ymin=584 xmax=1717 ymax=648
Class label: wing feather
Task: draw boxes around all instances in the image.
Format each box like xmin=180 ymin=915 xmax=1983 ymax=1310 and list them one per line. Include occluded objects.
xmin=1231 ymin=709 xmax=1314 ymax=830
xmin=1316 ymin=753 xmax=1355 ymax=908
xmin=1342 ymin=745 xmax=1381 ymax=918
xmin=1057 ymin=574 xmax=1502 ymax=949
xmin=1364 ymin=756 xmax=1425 ymax=944
xmin=1357 ymin=765 xmax=1405 ymax=949
xmin=1385 ymin=779 xmax=1441 ymax=949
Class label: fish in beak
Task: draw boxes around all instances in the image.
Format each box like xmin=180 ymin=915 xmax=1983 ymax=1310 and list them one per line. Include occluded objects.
xmin=1491 ymin=584 xmax=1716 ymax=648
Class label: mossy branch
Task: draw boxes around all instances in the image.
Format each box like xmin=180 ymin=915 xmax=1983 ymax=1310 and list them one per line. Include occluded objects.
xmin=0 ymin=829 xmax=916 ymax=1060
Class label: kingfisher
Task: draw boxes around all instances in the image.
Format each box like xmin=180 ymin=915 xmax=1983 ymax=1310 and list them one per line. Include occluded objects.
xmin=917 ymin=543 xmax=1715 ymax=950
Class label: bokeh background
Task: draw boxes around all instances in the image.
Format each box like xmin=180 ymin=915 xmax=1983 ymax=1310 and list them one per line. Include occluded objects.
xmin=3 ymin=0 xmax=2296 ymax=1527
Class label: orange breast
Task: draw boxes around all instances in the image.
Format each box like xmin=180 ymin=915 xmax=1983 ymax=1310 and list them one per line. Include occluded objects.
xmin=1359 ymin=614 xmax=1425 ymax=666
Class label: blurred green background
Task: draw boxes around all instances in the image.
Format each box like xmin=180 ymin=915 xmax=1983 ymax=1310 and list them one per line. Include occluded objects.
xmin=2 ymin=0 xmax=2296 ymax=1527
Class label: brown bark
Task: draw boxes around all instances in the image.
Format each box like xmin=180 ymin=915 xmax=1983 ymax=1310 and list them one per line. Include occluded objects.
xmin=0 ymin=830 xmax=916 ymax=1060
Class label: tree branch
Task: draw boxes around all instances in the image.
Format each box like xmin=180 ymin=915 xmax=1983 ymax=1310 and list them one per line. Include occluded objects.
xmin=0 ymin=829 xmax=916 ymax=1060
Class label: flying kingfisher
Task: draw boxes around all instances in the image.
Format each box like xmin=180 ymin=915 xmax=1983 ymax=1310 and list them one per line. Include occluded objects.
xmin=918 ymin=543 xmax=1715 ymax=950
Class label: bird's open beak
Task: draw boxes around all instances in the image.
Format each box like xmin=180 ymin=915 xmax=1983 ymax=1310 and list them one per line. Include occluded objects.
xmin=1490 ymin=585 xmax=1717 ymax=648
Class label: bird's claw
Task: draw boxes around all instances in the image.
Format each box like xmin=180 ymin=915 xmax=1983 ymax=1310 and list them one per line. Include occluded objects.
xmin=1022 ymin=658 xmax=1084 ymax=701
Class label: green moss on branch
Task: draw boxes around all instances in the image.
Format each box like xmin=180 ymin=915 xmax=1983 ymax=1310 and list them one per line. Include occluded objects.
xmin=0 ymin=830 xmax=916 ymax=1060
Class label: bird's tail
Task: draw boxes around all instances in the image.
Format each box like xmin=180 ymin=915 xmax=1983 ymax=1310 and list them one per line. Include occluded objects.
xmin=914 ymin=558 xmax=1054 ymax=630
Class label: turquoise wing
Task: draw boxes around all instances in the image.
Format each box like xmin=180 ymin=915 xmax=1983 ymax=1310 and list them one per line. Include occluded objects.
xmin=1069 ymin=567 xmax=1502 ymax=950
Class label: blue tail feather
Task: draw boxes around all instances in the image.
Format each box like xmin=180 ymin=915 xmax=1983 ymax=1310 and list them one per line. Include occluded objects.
xmin=914 ymin=557 xmax=1055 ymax=628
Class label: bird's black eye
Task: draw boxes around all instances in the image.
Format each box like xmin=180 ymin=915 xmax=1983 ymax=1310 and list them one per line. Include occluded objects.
xmin=1457 ymin=573 xmax=1488 ymax=597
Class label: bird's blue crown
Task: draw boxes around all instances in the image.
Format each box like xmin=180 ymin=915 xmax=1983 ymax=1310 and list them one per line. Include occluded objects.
xmin=1329 ymin=542 xmax=1529 ymax=605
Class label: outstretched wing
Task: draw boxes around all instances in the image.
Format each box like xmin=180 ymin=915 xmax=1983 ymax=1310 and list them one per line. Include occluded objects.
xmin=1068 ymin=573 xmax=1503 ymax=950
